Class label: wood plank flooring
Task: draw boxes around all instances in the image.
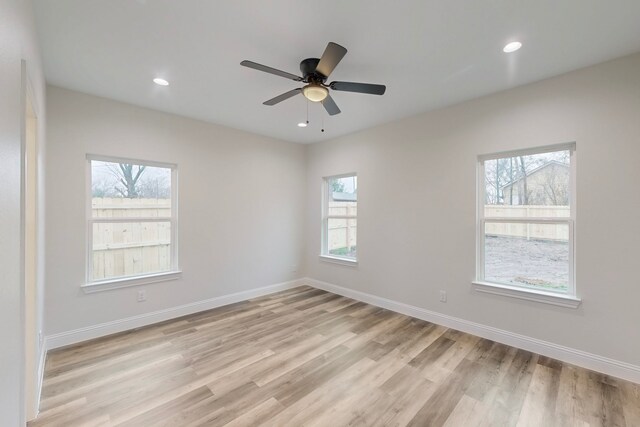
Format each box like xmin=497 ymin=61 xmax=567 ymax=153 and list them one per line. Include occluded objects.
xmin=30 ymin=286 xmax=640 ymax=426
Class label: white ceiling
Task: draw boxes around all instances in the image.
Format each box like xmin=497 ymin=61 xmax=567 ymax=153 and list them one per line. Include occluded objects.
xmin=34 ymin=0 xmax=640 ymax=144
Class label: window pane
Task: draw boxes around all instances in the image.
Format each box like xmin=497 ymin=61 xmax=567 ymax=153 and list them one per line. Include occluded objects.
xmin=327 ymin=176 xmax=358 ymax=206
xmin=92 ymin=221 xmax=171 ymax=281
xmin=484 ymin=150 xmax=570 ymax=218
xmin=91 ymin=160 xmax=171 ymax=218
xmin=327 ymin=218 xmax=357 ymax=259
xmin=484 ymin=222 xmax=569 ymax=293
xmin=328 ymin=200 xmax=357 ymax=217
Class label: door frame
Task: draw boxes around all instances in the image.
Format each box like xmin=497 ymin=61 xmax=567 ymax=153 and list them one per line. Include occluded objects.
xmin=21 ymin=59 xmax=41 ymax=422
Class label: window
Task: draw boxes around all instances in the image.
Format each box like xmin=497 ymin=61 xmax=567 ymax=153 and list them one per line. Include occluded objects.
xmin=476 ymin=143 xmax=579 ymax=306
xmin=85 ymin=155 xmax=179 ymax=290
xmin=322 ymin=174 xmax=357 ymax=263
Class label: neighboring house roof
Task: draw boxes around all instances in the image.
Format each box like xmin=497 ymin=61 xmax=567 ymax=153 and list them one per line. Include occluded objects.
xmin=332 ymin=192 xmax=357 ymax=202
xmin=500 ymin=160 xmax=569 ymax=190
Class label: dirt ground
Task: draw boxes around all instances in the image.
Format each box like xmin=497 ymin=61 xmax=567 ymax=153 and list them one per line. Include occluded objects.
xmin=484 ymin=235 xmax=569 ymax=292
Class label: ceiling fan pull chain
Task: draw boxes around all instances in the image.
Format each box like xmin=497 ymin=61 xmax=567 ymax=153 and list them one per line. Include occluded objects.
xmin=306 ymin=99 xmax=309 ymax=125
xmin=321 ymin=103 xmax=325 ymax=133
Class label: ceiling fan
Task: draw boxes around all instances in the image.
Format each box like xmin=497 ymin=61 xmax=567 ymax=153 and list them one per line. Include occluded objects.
xmin=240 ymin=42 xmax=386 ymax=116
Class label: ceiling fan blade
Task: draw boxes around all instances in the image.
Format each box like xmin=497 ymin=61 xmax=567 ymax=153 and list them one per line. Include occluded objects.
xmin=322 ymin=94 xmax=341 ymax=116
xmin=315 ymin=42 xmax=347 ymax=78
xmin=240 ymin=60 xmax=302 ymax=81
xmin=263 ymin=88 xmax=302 ymax=106
xmin=330 ymin=81 xmax=386 ymax=95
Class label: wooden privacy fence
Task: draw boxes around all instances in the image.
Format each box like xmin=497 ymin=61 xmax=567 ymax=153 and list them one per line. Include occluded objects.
xmin=484 ymin=205 xmax=570 ymax=241
xmin=327 ymin=201 xmax=357 ymax=252
xmin=90 ymin=199 xmax=568 ymax=280
xmin=92 ymin=197 xmax=171 ymax=218
xmin=91 ymin=198 xmax=171 ymax=281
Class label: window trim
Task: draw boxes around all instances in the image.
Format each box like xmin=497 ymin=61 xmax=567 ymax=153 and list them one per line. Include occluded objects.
xmin=81 ymin=271 xmax=182 ymax=294
xmin=471 ymin=280 xmax=581 ymax=308
xmin=475 ymin=142 xmax=580 ymax=307
xmin=321 ymin=173 xmax=358 ymax=263
xmin=319 ymin=254 xmax=358 ymax=267
xmin=84 ymin=154 xmax=179 ymax=292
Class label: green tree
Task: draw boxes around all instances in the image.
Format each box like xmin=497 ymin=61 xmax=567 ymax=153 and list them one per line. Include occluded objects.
xmin=330 ymin=180 xmax=345 ymax=193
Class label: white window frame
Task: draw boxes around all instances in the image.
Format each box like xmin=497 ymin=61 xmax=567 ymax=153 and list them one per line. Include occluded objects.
xmin=82 ymin=154 xmax=181 ymax=293
xmin=320 ymin=173 xmax=358 ymax=266
xmin=473 ymin=142 xmax=581 ymax=308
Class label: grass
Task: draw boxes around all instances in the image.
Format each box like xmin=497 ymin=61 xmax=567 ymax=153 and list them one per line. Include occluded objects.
xmin=329 ymin=246 xmax=356 ymax=257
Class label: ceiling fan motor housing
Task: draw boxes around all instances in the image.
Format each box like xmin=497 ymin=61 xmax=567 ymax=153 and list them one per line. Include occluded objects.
xmin=300 ymin=58 xmax=326 ymax=82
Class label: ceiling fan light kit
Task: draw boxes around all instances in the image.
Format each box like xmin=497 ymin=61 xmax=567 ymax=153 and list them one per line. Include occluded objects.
xmin=302 ymin=84 xmax=328 ymax=102
xmin=240 ymin=42 xmax=386 ymax=116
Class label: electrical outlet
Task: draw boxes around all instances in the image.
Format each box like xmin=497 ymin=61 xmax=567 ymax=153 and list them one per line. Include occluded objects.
xmin=291 ymin=264 xmax=298 ymax=273
xmin=38 ymin=330 xmax=43 ymax=346
xmin=137 ymin=290 xmax=146 ymax=302
xmin=439 ymin=290 xmax=447 ymax=303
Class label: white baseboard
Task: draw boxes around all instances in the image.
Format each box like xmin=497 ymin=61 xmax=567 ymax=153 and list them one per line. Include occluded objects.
xmin=46 ymin=279 xmax=304 ymax=350
xmin=304 ymin=277 xmax=640 ymax=384
xmin=43 ymin=276 xmax=640 ymax=384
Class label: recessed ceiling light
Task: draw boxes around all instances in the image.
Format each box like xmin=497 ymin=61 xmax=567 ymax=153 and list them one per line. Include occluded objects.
xmin=297 ymin=122 xmax=308 ymax=128
xmin=153 ymin=78 xmax=169 ymax=86
xmin=503 ymin=41 xmax=522 ymax=53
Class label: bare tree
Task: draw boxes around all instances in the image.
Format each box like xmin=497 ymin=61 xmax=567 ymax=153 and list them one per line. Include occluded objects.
xmin=518 ymin=156 xmax=529 ymax=205
xmin=540 ymin=164 xmax=569 ymax=205
xmin=137 ymin=175 xmax=171 ymax=199
xmin=495 ymin=159 xmax=500 ymax=204
xmin=485 ymin=151 xmax=570 ymax=207
xmin=485 ymin=158 xmax=515 ymax=204
xmin=93 ymin=161 xmax=172 ymax=199
xmin=508 ymin=157 xmax=514 ymax=204
xmin=484 ymin=160 xmax=496 ymax=204
xmin=107 ymin=163 xmax=147 ymax=198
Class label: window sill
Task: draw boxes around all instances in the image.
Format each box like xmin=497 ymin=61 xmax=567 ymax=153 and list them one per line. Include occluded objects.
xmin=472 ymin=281 xmax=581 ymax=308
xmin=82 ymin=271 xmax=182 ymax=294
xmin=319 ymin=254 xmax=358 ymax=267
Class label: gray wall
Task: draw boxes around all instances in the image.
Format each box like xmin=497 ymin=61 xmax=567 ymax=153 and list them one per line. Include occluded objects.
xmin=305 ymin=53 xmax=640 ymax=367
xmin=45 ymin=86 xmax=306 ymax=335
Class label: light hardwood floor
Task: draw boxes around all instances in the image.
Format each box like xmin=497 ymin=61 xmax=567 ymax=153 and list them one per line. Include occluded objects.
xmin=30 ymin=286 xmax=640 ymax=426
